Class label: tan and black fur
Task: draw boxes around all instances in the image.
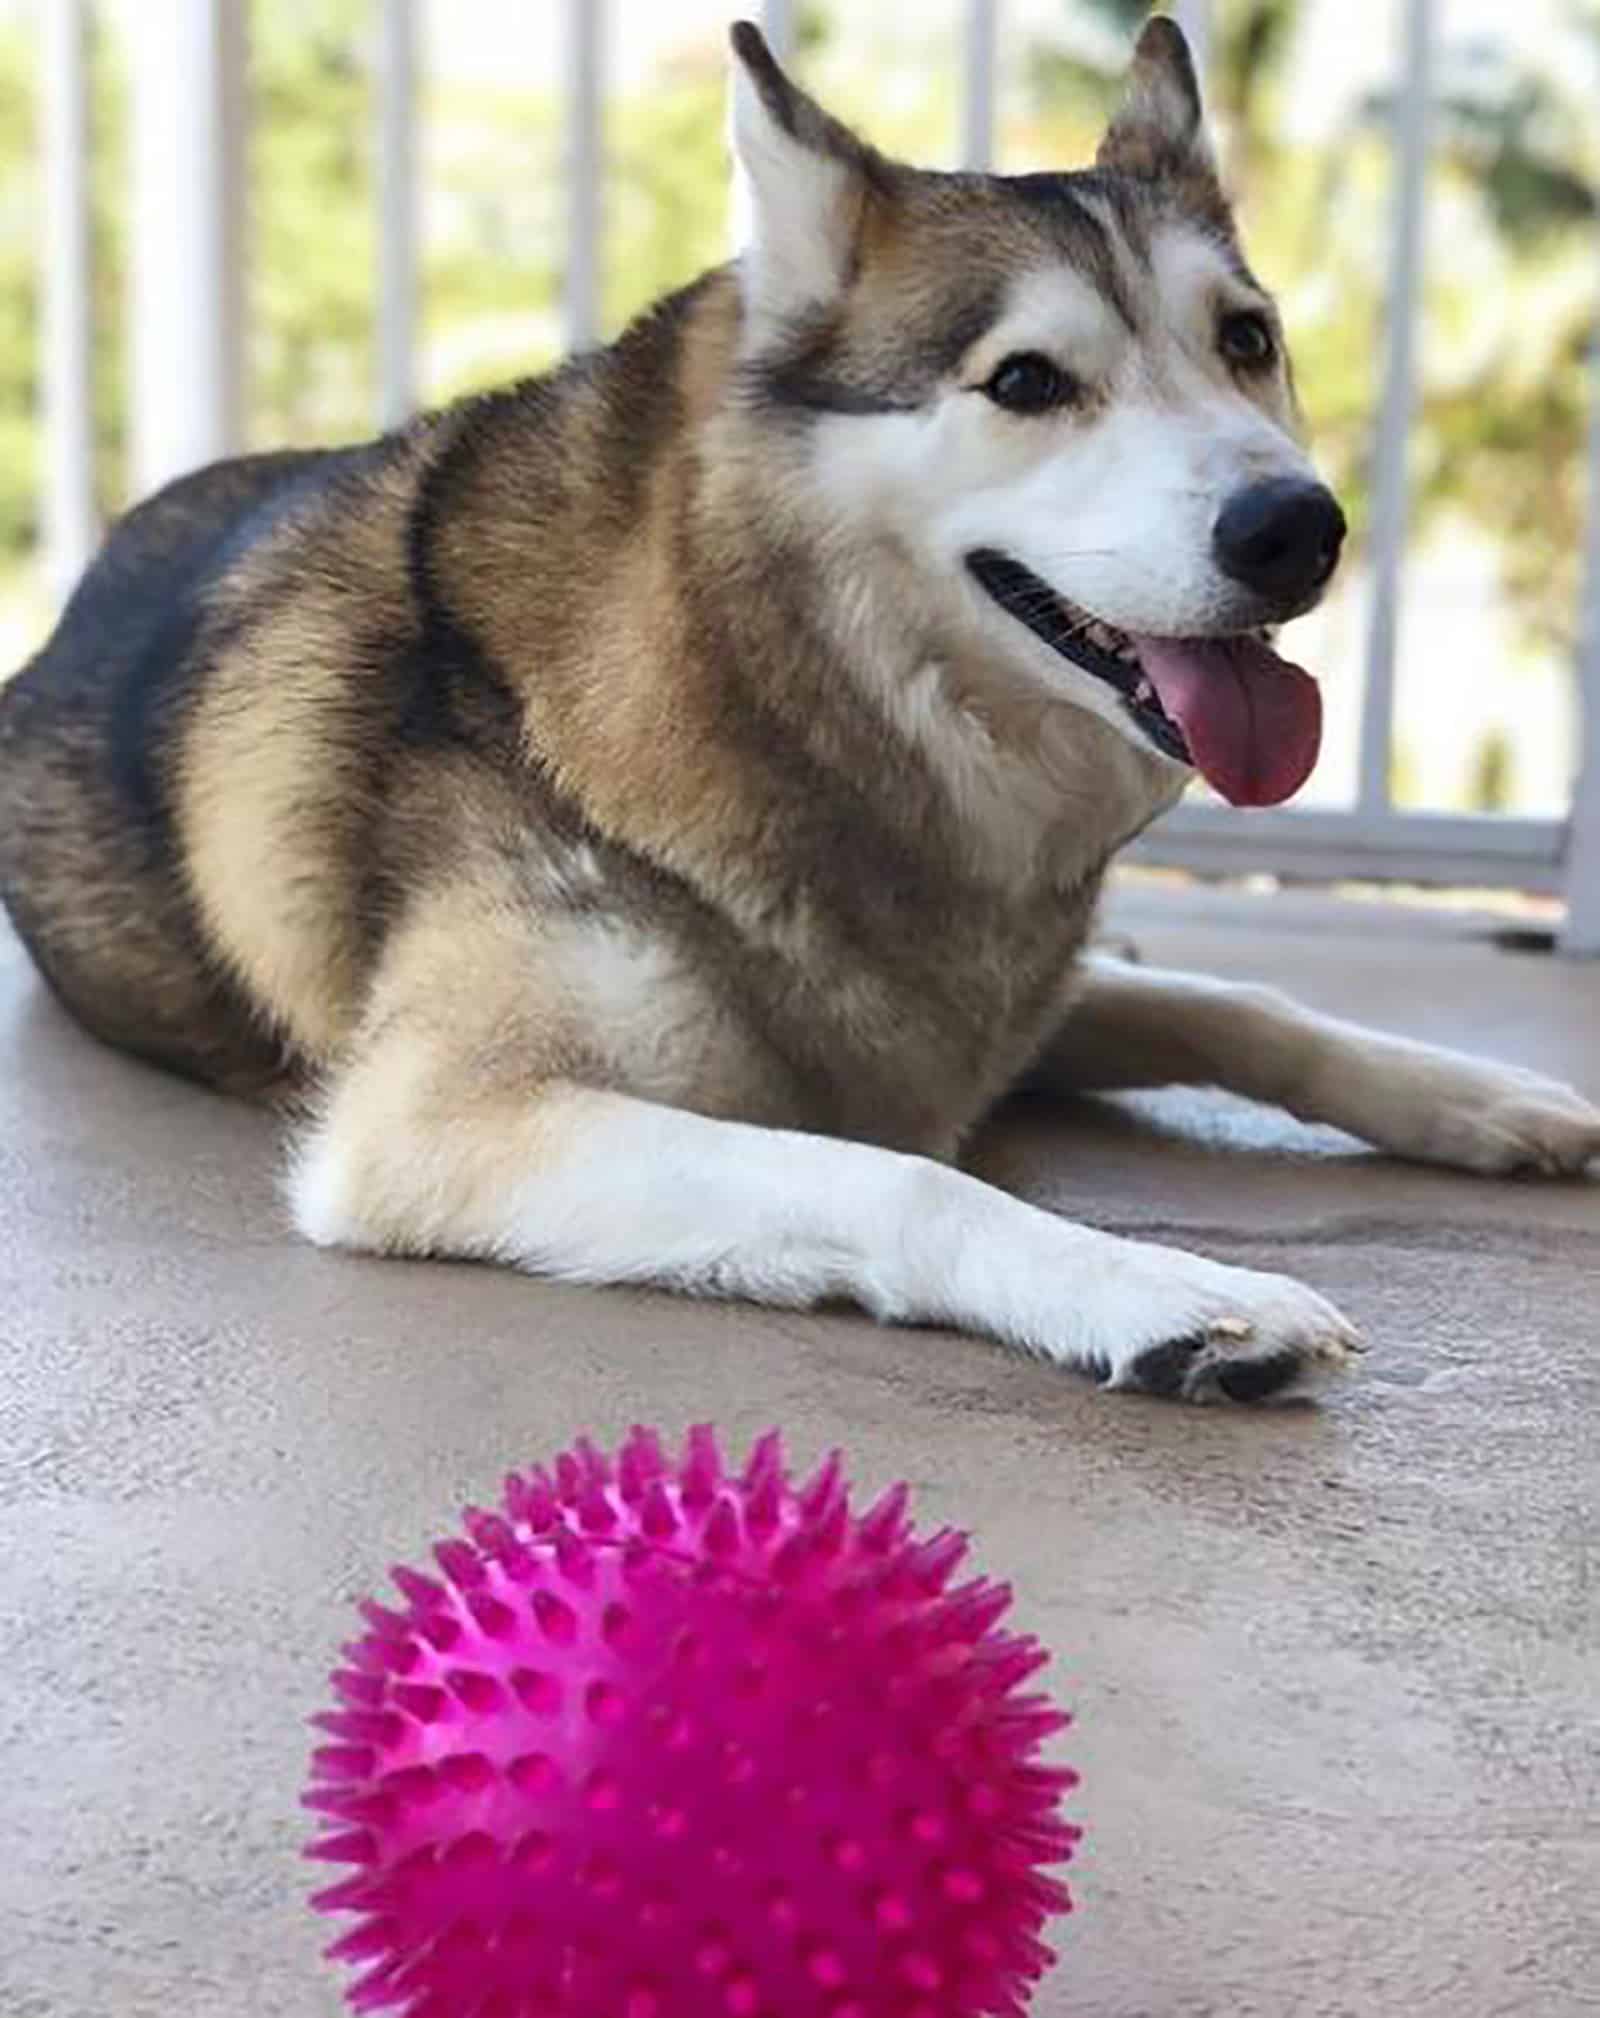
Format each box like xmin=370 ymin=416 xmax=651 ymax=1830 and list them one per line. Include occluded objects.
xmin=3 ymin=20 xmax=1595 ymax=1403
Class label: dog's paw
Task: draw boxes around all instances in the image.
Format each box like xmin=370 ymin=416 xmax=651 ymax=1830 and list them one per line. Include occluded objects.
xmin=1097 ymin=1260 xmax=1362 ymax=1404
xmin=1393 ymin=1061 xmax=1600 ymax=1178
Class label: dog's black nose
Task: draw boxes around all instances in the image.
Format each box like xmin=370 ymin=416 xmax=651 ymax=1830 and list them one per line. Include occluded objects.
xmin=1212 ymin=479 xmax=1346 ymax=605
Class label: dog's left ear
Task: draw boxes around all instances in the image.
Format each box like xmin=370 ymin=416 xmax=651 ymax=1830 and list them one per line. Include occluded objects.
xmin=1097 ymin=16 xmax=1219 ymax=184
xmin=728 ymin=21 xmax=882 ymax=329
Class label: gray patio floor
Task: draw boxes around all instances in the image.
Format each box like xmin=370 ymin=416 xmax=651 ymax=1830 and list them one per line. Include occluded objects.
xmin=3 ymin=879 xmax=1596 ymax=2018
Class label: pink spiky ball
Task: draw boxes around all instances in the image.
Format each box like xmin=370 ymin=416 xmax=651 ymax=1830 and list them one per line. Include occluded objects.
xmin=305 ymin=1426 xmax=1080 ymax=2018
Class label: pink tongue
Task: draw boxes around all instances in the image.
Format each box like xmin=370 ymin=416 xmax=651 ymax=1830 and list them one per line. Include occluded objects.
xmin=1131 ymin=634 xmax=1322 ymax=808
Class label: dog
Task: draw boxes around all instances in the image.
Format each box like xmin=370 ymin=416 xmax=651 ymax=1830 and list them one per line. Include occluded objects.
xmin=3 ymin=18 xmax=1596 ymax=1405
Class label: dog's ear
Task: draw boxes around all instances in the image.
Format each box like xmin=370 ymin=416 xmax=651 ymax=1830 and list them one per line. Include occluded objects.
xmin=728 ymin=21 xmax=880 ymax=327
xmin=1097 ymin=16 xmax=1219 ymax=184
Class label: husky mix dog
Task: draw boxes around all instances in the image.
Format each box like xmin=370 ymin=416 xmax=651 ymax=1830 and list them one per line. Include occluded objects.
xmin=3 ymin=20 xmax=1596 ymax=1405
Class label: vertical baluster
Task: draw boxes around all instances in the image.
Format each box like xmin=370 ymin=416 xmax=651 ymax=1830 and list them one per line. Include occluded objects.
xmin=961 ymin=0 xmax=998 ymax=171
xmin=375 ymin=0 xmax=418 ymax=429
xmin=1172 ymin=0 xmax=1212 ymax=78
xmin=1358 ymin=0 xmax=1435 ymax=815
xmin=562 ymin=0 xmax=604 ymax=353
xmin=761 ymin=0 xmax=795 ymax=63
xmin=1561 ymin=237 xmax=1600 ymax=955
xmin=130 ymin=0 xmax=248 ymax=496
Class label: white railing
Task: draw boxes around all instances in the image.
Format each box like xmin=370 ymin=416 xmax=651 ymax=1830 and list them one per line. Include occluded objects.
xmin=33 ymin=0 xmax=1600 ymax=949
xmin=375 ymin=0 xmax=419 ymax=429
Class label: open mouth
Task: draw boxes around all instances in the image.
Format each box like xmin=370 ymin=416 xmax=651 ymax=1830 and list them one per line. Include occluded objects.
xmin=964 ymin=548 xmax=1323 ymax=809
xmin=966 ymin=548 xmax=1191 ymax=765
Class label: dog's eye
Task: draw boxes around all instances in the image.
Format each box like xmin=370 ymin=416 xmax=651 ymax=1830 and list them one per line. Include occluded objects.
xmin=1219 ymin=311 xmax=1276 ymax=369
xmin=983 ymin=352 xmax=1077 ymax=415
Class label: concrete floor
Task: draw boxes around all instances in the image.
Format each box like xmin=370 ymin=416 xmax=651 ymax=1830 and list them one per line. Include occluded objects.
xmin=2 ymin=881 xmax=1597 ymax=2018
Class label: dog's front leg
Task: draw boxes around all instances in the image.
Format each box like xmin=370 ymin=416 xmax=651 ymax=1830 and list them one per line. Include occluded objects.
xmin=1041 ymin=954 xmax=1600 ymax=1178
xmin=290 ymin=1043 xmax=1358 ymax=1404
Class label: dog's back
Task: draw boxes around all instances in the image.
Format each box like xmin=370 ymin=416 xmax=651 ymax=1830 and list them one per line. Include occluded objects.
xmin=0 ymin=285 xmax=716 ymax=1104
xmin=0 ymin=447 xmax=368 ymax=1091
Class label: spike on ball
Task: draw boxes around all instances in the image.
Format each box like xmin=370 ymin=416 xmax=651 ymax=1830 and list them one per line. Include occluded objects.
xmin=306 ymin=1428 xmax=1078 ymax=2017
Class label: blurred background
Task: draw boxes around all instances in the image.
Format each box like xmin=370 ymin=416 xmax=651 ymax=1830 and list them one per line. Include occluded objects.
xmin=2 ymin=1 xmax=1598 ymax=929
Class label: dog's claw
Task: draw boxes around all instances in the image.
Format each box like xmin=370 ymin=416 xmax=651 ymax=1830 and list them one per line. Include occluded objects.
xmin=1099 ymin=1260 xmax=1364 ymax=1405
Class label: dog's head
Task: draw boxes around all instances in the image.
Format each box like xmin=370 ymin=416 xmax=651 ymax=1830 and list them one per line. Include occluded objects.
xmin=728 ymin=17 xmax=1344 ymax=808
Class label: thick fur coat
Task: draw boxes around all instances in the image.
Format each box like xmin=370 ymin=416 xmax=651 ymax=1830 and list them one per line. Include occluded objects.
xmin=4 ymin=21 xmax=1595 ymax=1403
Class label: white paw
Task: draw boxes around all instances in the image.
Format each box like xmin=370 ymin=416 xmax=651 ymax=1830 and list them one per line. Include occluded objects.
xmin=1391 ymin=1060 xmax=1600 ymax=1178
xmin=1094 ymin=1253 xmax=1363 ymax=1404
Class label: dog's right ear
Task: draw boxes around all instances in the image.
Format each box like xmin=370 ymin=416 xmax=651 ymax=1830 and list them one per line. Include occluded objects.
xmin=1097 ymin=16 xmax=1218 ymax=182
xmin=728 ymin=21 xmax=877 ymax=329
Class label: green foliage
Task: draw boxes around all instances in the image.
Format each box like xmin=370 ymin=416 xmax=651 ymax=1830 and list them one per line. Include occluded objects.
xmin=602 ymin=62 xmax=730 ymax=338
xmin=1428 ymin=42 xmax=1595 ymax=240
xmin=249 ymin=0 xmax=376 ymax=444
xmin=1470 ymin=725 xmax=1516 ymax=812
